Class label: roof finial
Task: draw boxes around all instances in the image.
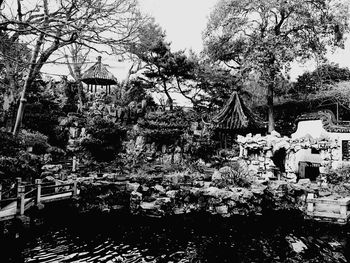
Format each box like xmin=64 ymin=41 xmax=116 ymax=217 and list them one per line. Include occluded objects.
xmin=97 ymin=56 xmax=102 ymax=63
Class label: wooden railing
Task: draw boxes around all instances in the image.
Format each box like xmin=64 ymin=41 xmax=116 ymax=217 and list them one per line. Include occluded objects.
xmin=0 ymin=177 xmax=78 ymax=220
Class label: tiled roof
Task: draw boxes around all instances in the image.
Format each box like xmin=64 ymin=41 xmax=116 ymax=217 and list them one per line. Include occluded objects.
xmin=81 ymin=56 xmax=118 ymax=85
xmin=212 ymin=91 xmax=263 ymax=130
xmin=297 ymin=110 xmax=350 ymax=133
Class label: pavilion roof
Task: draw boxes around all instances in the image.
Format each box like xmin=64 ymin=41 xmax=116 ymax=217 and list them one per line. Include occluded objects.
xmin=212 ymin=91 xmax=262 ymax=131
xmin=81 ymin=56 xmax=118 ymax=86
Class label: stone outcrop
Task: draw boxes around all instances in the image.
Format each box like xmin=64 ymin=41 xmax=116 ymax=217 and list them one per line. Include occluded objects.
xmin=237 ymin=132 xmax=340 ymax=182
xmin=126 ymin=168 xmax=315 ymax=218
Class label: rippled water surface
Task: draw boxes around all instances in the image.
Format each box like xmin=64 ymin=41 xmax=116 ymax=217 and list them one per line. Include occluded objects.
xmin=1 ymin=211 xmax=350 ymax=263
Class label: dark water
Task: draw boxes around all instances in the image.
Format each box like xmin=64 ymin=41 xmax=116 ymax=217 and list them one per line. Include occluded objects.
xmin=1 ymin=210 xmax=350 ymax=263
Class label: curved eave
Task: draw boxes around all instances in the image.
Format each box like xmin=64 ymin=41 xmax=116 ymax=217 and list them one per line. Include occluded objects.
xmin=81 ymin=78 xmax=118 ymax=85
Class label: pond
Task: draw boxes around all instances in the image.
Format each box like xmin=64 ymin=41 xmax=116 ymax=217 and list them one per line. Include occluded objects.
xmin=1 ymin=210 xmax=350 ymax=263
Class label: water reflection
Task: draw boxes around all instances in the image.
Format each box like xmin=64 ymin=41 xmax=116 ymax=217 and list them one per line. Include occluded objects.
xmin=0 ymin=212 xmax=349 ymax=263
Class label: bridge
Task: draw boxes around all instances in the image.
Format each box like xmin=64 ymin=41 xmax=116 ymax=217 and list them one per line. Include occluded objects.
xmin=0 ymin=178 xmax=79 ymax=221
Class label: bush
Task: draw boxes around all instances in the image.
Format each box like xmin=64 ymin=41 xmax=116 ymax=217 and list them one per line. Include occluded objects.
xmin=137 ymin=110 xmax=191 ymax=146
xmin=326 ymin=166 xmax=350 ymax=184
xmin=0 ymin=130 xmax=23 ymax=157
xmin=187 ymin=139 xmax=219 ymax=162
xmin=81 ymin=116 xmax=126 ymax=161
xmin=0 ymin=130 xmax=48 ymax=180
xmin=18 ymin=130 xmax=50 ymax=155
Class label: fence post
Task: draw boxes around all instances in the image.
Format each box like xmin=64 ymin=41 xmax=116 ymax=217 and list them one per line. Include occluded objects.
xmin=55 ymin=180 xmax=59 ymax=193
xmin=35 ymin=179 xmax=42 ymax=205
xmin=16 ymin=185 xmax=25 ymax=216
xmin=72 ymin=156 xmax=77 ymax=172
xmin=0 ymin=183 xmax=2 ymax=202
xmin=16 ymin=177 xmax=22 ymax=196
xmin=72 ymin=179 xmax=78 ymax=196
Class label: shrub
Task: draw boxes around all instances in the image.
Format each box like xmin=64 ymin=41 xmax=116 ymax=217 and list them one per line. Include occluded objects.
xmin=136 ymin=109 xmax=191 ymax=146
xmin=0 ymin=130 xmax=23 ymax=157
xmin=18 ymin=129 xmax=50 ymax=155
xmin=81 ymin=116 xmax=126 ymax=161
xmin=326 ymin=166 xmax=350 ymax=184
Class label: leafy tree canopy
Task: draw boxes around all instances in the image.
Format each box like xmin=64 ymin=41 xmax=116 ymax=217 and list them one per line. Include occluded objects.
xmin=204 ymin=0 xmax=350 ymax=132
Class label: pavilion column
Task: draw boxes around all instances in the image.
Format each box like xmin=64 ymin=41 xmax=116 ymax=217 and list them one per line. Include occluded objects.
xmin=94 ymin=85 xmax=97 ymax=93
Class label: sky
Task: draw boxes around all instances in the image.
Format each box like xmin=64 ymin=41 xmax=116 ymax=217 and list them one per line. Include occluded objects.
xmin=42 ymin=0 xmax=350 ymax=87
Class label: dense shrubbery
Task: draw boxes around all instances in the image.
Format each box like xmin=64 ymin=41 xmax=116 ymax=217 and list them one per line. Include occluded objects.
xmin=186 ymin=139 xmax=219 ymax=162
xmin=326 ymin=166 xmax=350 ymax=184
xmin=81 ymin=116 xmax=126 ymax=161
xmin=18 ymin=129 xmax=50 ymax=154
xmin=0 ymin=130 xmax=44 ymax=179
xmin=136 ymin=110 xmax=192 ymax=146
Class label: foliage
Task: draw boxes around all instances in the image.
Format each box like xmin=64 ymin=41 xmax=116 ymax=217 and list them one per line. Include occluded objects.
xmin=136 ymin=110 xmax=191 ymax=146
xmin=326 ymin=166 xmax=350 ymax=184
xmin=22 ymin=79 xmax=68 ymax=148
xmin=81 ymin=116 xmax=126 ymax=161
xmin=18 ymin=129 xmax=49 ymax=154
xmin=2 ymin=0 xmax=146 ymax=135
xmin=192 ymin=60 xmax=241 ymax=109
xmin=292 ymin=64 xmax=350 ymax=95
xmin=0 ymin=130 xmax=42 ymax=179
xmin=121 ymin=79 xmax=157 ymax=107
xmin=204 ymin=0 xmax=350 ymax=132
xmin=0 ymin=129 xmax=23 ymax=157
xmin=129 ymin=19 xmax=200 ymax=108
xmin=61 ymin=78 xmax=79 ymax=114
xmin=186 ymin=139 xmax=219 ymax=162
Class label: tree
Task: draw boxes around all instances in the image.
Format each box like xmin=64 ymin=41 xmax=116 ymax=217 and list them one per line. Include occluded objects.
xmin=0 ymin=33 xmax=30 ymax=111
xmin=129 ymin=20 xmax=207 ymax=109
xmin=293 ymin=63 xmax=350 ymax=95
xmin=191 ymin=59 xmax=241 ymax=109
xmin=129 ymin=20 xmax=176 ymax=109
xmin=64 ymin=43 xmax=91 ymax=111
xmin=204 ymin=0 xmax=350 ymax=132
xmin=0 ymin=0 xmax=145 ymax=135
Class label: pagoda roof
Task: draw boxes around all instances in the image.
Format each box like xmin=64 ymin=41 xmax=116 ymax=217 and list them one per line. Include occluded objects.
xmin=296 ymin=110 xmax=350 ymax=133
xmin=212 ymin=91 xmax=262 ymax=131
xmin=81 ymin=56 xmax=118 ymax=85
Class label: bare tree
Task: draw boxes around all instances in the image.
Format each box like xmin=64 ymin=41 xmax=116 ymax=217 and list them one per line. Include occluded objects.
xmin=0 ymin=0 xmax=146 ymax=135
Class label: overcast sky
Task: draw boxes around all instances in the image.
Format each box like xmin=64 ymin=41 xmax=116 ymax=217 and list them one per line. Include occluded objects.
xmin=42 ymin=0 xmax=350 ymax=83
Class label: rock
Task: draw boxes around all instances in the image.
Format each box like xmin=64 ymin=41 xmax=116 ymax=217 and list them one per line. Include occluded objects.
xmin=166 ymin=190 xmax=177 ymax=199
xmin=135 ymin=136 xmax=145 ymax=150
xmin=202 ymin=187 xmax=235 ymax=200
xmin=318 ymin=191 xmax=332 ymax=197
xmin=42 ymin=164 xmax=62 ymax=173
xmin=192 ymin=180 xmax=204 ymax=187
xmin=155 ymin=197 xmax=171 ymax=205
xmin=212 ymin=170 xmax=222 ymax=181
xmin=215 ymin=205 xmax=228 ymax=215
xmin=126 ymin=182 xmax=140 ymax=192
xmin=41 ymin=171 xmax=53 ymax=178
xmin=203 ymin=182 xmax=211 ymax=188
xmin=140 ymin=201 xmax=156 ymax=210
xmin=297 ymin=178 xmax=311 ymax=185
xmin=154 ymin=184 xmax=166 ymax=194
xmin=163 ymin=173 xmax=185 ymax=185
xmin=286 ymin=235 xmax=307 ymax=253
xmin=140 ymin=185 xmax=149 ymax=193
xmin=219 ymin=166 xmax=232 ymax=175
xmin=271 ymin=130 xmax=281 ymax=138
xmin=173 ymin=153 xmax=182 ymax=164
xmin=285 ymin=173 xmax=297 ymax=183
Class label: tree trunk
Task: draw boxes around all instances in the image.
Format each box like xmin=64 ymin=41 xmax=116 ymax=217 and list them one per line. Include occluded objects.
xmin=12 ymin=34 xmax=44 ymax=135
xmin=267 ymin=81 xmax=275 ymax=133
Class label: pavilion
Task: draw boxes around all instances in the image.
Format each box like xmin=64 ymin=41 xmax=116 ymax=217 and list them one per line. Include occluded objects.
xmin=211 ymin=91 xmax=264 ymax=147
xmin=81 ymin=56 xmax=118 ymax=95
